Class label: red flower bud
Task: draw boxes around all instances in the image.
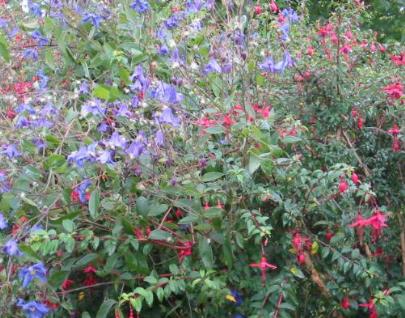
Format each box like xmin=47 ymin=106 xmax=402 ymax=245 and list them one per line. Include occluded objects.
xmin=254 ymin=5 xmax=262 ymax=15
xmin=351 ymin=172 xmax=360 ymax=185
xmin=297 ymin=253 xmax=305 ymax=265
xmin=341 ymin=296 xmax=350 ymax=309
xmin=338 ymin=179 xmax=349 ymax=193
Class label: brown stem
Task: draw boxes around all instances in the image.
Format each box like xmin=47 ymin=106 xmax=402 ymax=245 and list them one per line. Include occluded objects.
xmin=399 ymin=214 xmax=405 ymax=277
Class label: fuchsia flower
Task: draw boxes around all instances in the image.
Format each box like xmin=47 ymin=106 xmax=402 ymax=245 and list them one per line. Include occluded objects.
xmin=388 ymin=124 xmax=400 ymax=136
xmin=270 ymin=0 xmax=278 ymax=13
xmin=359 ymin=298 xmax=378 ymax=318
xmin=391 ymin=52 xmax=405 ymax=66
xmin=249 ymin=256 xmax=277 ymax=285
xmin=349 ymin=213 xmax=369 ymax=228
xmin=254 ymin=5 xmax=262 ymax=15
xmin=383 ymin=82 xmax=403 ymax=100
xmin=350 ymin=210 xmax=388 ymax=242
xmin=338 ymin=178 xmax=349 ymax=193
xmin=177 ymin=241 xmax=193 ymax=263
xmin=341 ymin=296 xmax=350 ymax=309
xmin=351 ymin=172 xmax=360 ymax=185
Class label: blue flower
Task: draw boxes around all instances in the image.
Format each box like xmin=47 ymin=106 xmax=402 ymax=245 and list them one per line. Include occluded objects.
xmin=155 ymin=130 xmax=165 ymax=146
xmin=130 ymin=0 xmax=150 ymax=14
xmin=81 ymin=99 xmax=105 ymax=117
xmin=0 ymin=212 xmax=8 ymax=229
xmin=29 ymin=1 xmax=43 ymax=17
xmin=114 ymin=104 xmax=132 ymax=118
xmin=31 ymin=31 xmax=48 ymax=47
xmin=282 ymin=8 xmax=299 ymax=23
xmin=106 ymin=131 xmax=127 ymax=149
xmin=17 ymin=298 xmax=49 ymax=318
xmin=32 ymin=138 xmax=46 ymax=152
xmin=96 ymin=150 xmax=114 ymax=164
xmin=0 ymin=171 xmax=10 ymax=193
xmin=259 ymin=51 xmax=294 ymax=74
xmin=3 ymin=239 xmax=23 ymax=256
xmin=82 ymin=13 xmax=103 ymax=29
xmin=130 ymin=65 xmax=150 ymax=93
xmin=36 ymin=70 xmax=49 ymax=89
xmin=150 ymin=82 xmax=183 ymax=104
xmin=204 ymin=58 xmax=222 ymax=74
xmin=156 ymin=108 xmax=181 ymax=127
xmin=75 ymin=179 xmax=92 ymax=203
xmin=67 ymin=143 xmax=97 ymax=167
xmin=158 ymin=45 xmax=169 ymax=56
xmin=23 ymin=48 xmax=39 ymax=61
xmin=79 ymin=81 xmax=90 ymax=94
xmin=280 ymin=23 xmax=290 ymax=42
xmin=19 ymin=263 xmax=47 ymax=288
xmin=2 ymin=144 xmax=21 ymax=159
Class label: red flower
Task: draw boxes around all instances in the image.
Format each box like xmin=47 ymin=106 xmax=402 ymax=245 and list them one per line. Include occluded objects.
xmin=177 ymin=241 xmax=193 ymax=263
xmin=6 ymin=107 xmax=16 ymax=120
xmin=83 ymin=275 xmax=97 ymax=287
xmin=351 ymin=172 xmax=360 ymax=185
xmin=325 ymin=230 xmax=334 ymax=242
xmin=204 ymin=202 xmax=210 ymax=210
xmin=341 ymin=296 xmax=350 ymax=309
xmin=223 ymin=115 xmax=235 ymax=128
xmin=357 ymin=117 xmax=363 ymax=129
xmin=349 ymin=213 xmax=369 ymax=228
xmin=61 ymin=279 xmax=74 ymax=290
xmin=254 ymin=5 xmax=262 ymax=15
xmin=250 ymin=256 xmax=277 ymax=285
xmin=83 ymin=265 xmax=97 ymax=274
xmin=306 ymin=46 xmax=315 ymax=56
xmin=338 ymin=178 xmax=349 ymax=193
xmin=43 ymin=300 xmax=59 ymax=310
xmin=216 ymin=200 xmax=224 ymax=209
xmin=391 ymin=52 xmax=405 ymax=66
xmin=296 ymin=253 xmax=306 ymax=265
xmin=70 ymin=190 xmax=80 ymax=203
xmin=339 ymin=44 xmax=352 ymax=55
xmin=270 ymin=0 xmax=278 ymax=13
xmin=392 ymin=136 xmax=400 ymax=152
xmin=387 ymin=124 xmax=400 ymax=136
xmin=383 ymin=82 xmax=403 ymax=100
xmin=360 ymin=298 xmax=378 ymax=318
xmin=351 ymin=108 xmax=359 ymax=118
xmin=196 ymin=116 xmax=217 ymax=128
xmin=368 ymin=210 xmax=387 ymax=241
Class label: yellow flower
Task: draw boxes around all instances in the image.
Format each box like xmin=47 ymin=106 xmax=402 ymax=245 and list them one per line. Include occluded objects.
xmin=226 ymin=294 xmax=236 ymax=303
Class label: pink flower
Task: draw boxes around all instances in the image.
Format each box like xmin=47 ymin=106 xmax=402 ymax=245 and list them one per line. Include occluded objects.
xmin=250 ymin=256 xmax=277 ymax=285
xmin=254 ymin=5 xmax=262 ymax=15
xmin=351 ymin=172 xmax=360 ymax=185
xmin=387 ymin=124 xmax=400 ymax=136
xmin=177 ymin=241 xmax=193 ymax=263
xmin=338 ymin=178 xmax=349 ymax=193
xmin=383 ymin=82 xmax=403 ymax=100
xmin=270 ymin=0 xmax=278 ymax=13
xmin=341 ymin=296 xmax=350 ymax=309
xmin=349 ymin=213 xmax=369 ymax=228
xmin=391 ymin=52 xmax=405 ymax=66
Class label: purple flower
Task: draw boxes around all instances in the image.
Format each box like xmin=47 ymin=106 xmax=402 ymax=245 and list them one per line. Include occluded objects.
xmin=17 ymin=299 xmax=49 ymax=318
xmin=96 ymin=149 xmax=114 ymax=164
xmin=81 ymin=99 xmax=105 ymax=117
xmin=127 ymin=141 xmax=145 ymax=159
xmin=0 ymin=171 xmax=11 ymax=193
xmin=158 ymin=45 xmax=169 ymax=56
xmin=156 ymin=108 xmax=180 ymax=127
xmin=282 ymin=8 xmax=299 ymax=23
xmin=31 ymin=31 xmax=48 ymax=47
xmin=68 ymin=143 xmax=97 ymax=167
xmin=29 ymin=1 xmax=43 ymax=17
xmin=2 ymin=144 xmax=21 ymax=159
xmin=155 ymin=130 xmax=165 ymax=146
xmin=36 ymin=70 xmax=49 ymax=89
xmin=0 ymin=212 xmax=8 ymax=229
xmin=40 ymin=103 xmax=58 ymax=117
xmin=0 ymin=18 xmax=8 ymax=29
xmin=75 ymin=179 xmax=92 ymax=203
xmin=114 ymin=104 xmax=132 ymax=117
xmin=82 ymin=13 xmax=103 ymax=29
xmin=3 ymin=239 xmax=23 ymax=256
xmin=280 ymin=23 xmax=290 ymax=42
xmin=164 ymin=13 xmax=185 ymax=29
xmin=19 ymin=262 xmax=47 ymax=288
xmin=150 ymin=82 xmax=183 ymax=104
xmin=32 ymin=138 xmax=46 ymax=152
xmin=130 ymin=65 xmax=149 ymax=93
xmin=204 ymin=58 xmax=222 ymax=74
xmin=106 ymin=131 xmax=127 ymax=149
xmin=23 ymin=48 xmax=39 ymax=61
xmin=130 ymin=0 xmax=150 ymax=14
xmin=282 ymin=51 xmax=295 ymax=68
xmin=79 ymin=81 xmax=90 ymax=94
xmin=16 ymin=103 xmax=35 ymax=115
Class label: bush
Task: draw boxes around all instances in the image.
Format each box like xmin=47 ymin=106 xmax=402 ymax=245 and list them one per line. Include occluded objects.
xmin=0 ymin=0 xmax=404 ymax=317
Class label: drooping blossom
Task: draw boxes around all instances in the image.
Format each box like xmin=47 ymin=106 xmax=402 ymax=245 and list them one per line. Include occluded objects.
xmin=390 ymin=52 xmax=405 ymax=66
xmin=341 ymin=296 xmax=350 ymax=309
xmin=351 ymin=172 xmax=360 ymax=185
xmin=338 ymin=178 xmax=349 ymax=193
xmin=387 ymin=124 xmax=400 ymax=136
xmin=270 ymin=0 xmax=278 ymax=13
xmin=359 ymin=298 xmax=378 ymax=318
xmin=19 ymin=262 xmax=47 ymax=288
xmin=249 ymin=256 xmax=277 ymax=285
xmin=177 ymin=241 xmax=193 ymax=262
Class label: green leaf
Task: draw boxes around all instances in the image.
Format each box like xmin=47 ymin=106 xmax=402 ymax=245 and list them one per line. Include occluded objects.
xmin=96 ymin=299 xmax=116 ymax=318
xmin=89 ymin=190 xmax=100 ymax=219
xmin=148 ymin=204 xmax=169 ymax=217
xmin=73 ymin=253 xmax=98 ymax=268
xmin=0 ymin=33 xmax=10 ymax=62
xmin=202 ymin=172 xmax=224 ymax=182
xmin=148 ymin=229 xmax=172 ymax=241
xmin=44 ymin=154 xmax=66 ymax=170
xmin=92 ymin=85 xmax=110 ymax=101
xmin=136 ymin=196 xmax=149 ymax=216
xmin=205 ymin=126 xmax=225 ymax=134
xmin=178 ymin=214 xmax=199 ymax=224
xmin=248 ymin=155 xmax=261 ymax=174
xmin=198 ymin=237 xmax=214 ymax=268
xmin=62 ymin=219 xmax=74 ymax=233
xmin=130 ymin=297 xmax=143 ymax=313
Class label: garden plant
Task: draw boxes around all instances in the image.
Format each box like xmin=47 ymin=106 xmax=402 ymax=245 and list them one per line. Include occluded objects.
xmin=0 ymin=0 xmax=404 ymax=317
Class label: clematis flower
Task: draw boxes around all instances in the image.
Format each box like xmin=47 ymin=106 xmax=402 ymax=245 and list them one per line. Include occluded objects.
xmin=130 ymin=0 xmax=150 ymax=14
xmin=106 ymin=131 xmax=127 ymax=149
xmin=249 ymin=256 xmax=277 ymax=285
xmin=157 ymin=107 xmax=181 ymax=127
xmin=17 ymin=299 xmax=49 ymax=318
xmin=383 ymin=82 xmax=403 ymax=100
xmin=3 ymin=239 xmax=23 ymax=256
xmin=0 ymin=212 xmax=8 ymax=229
xmin=19 ymin=262 xmax=47 ymax=288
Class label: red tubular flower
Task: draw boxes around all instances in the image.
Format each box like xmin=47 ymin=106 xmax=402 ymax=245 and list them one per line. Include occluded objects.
xmin=216 ymin=200 xmax=224 ymax=209
xmin=383 ymin=82 xmax=403 ymax=100
xmin=341 ymin=296 xmax=350 ymax=309
xmin=61 ymin=279 xmax=74 ymax=290
xmin=177 ymin=241 xmax=193 ymax=263
xmin=387 ymin=124 xmax=400 ymax=136
xmin=338 ymin=178 xmax=349 ymax=193
xmin=249 ymin=256 xmax=277 ymax=285
xmin=6 ymin=107 xmax=16 ymax=120
xmin=70 ymin=190 xmax=80 ymax=203
xmin=223 ymin=115 xmax=235 ymax=128
xmin=325 ymin=230 xmax=334 ymax=242
xmin=351 ymin=172 xmax=360 ymax=185
xmin=357 ymin=117 xmax=363 ymax=129
xmin=83 ymin=275 xmax=97 ymax=287
xmin=360 ymin=298 xmax=377 ymax=318
xmin=297 ymin=253 xmax=306 ymax=265
xmin=349 ymin=213 xmax=370 ymax=228
xmin=392 ymin=136 xmax=400 ymax=152
xmin=83 ymin=265 xmax=97 ymax=274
